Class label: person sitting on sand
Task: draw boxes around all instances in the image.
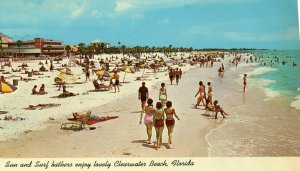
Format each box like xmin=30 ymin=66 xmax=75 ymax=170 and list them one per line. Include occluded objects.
xmin=58 ymin=86 xmax=78 ymax=97
xmin=38 ymin=84 xmax=47 ymax=94
xmin=0 ymin=76 xmax=6 ymax=83
xmin=164 ymin=101 xmax=179 ymax=146
xmin=213 ymin=100 xmax=229 ymax=119
xmin=32 ymin=85 xmax=38 ymax=94
xmin=39 ymin=65 xmax=46 ymax=71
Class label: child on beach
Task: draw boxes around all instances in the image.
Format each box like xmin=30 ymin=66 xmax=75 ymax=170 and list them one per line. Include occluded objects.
xmin=159 ymin=83 xmax=167 ymax=107
xmin=164 ymin=101 xmax=179 ymax=146
xmin=213 ymin=100 xmax=229 ymax=119
xmin=140 ymin=98 xmax=155 ymax=144
xmin=153 ymin=102 xmax=164 ymax=149
xmin=243 ymin=74 xmax=247 ymax=92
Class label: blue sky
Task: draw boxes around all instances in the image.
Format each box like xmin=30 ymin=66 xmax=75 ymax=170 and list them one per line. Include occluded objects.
xmin=0 ymin=0 xmax=299 ymax=49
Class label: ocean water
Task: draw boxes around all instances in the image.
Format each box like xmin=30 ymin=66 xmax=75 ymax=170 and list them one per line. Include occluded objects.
xmin=250 ymin=50 xmax=300 ymax=109
xmin=206 ymin=50 xmax=300 ymax=157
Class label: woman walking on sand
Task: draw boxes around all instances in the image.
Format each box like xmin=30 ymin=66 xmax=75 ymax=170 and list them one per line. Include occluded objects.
xmin=153 ymin=102 xmax=164 ymax=149
xmin=169 ymin=69 xmax=174 ymax=85
xmin=140 ymin=98 xmax=155 ymax=144
xmin=164 ymin=101 xmax=179 ymax=146
xmin=243 ymin=74 xmax=247 ymax=92
xmin=194 ymin=81 xmax=205 ymax=108
xmin=207 ymin=82 xmax=213 ymax=101
xmin=159 ymin=83 xmax=167 ymax=107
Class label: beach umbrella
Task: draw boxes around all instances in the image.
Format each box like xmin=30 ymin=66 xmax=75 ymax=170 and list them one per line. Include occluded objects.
xmin=96 ymin=70 xmax=113 ymax=78
xmin=57 ymin=68 xmax=73 ymax=75
xmin=120 ymin=67 xmax=135 ymax=82
xmin=0 ymin=81 xmax=17 ymax=93
xmin=57 ymin=73 xmax=78 ymax=83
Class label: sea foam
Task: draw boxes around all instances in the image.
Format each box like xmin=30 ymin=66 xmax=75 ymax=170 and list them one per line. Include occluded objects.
xmin=290 ymin=88 xmax=300 ymax=110
xmin=247 ymin=66 xmax=277 ymax=76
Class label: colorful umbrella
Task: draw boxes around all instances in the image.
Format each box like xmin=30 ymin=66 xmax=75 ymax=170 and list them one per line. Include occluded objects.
xmin=120 ymin=67 xmax=135 ymax=73
xmin=120 ymin=67 xmax=135 ymax=82
xmin=96 ymin=70 xmax=113 ymax=78
xmin=57 ymin=68 xmax=73 ymax=75
xmin=58 ymin=73 xmax=78 ymax=83
xmin=0 ymin=81 xmax=17 ymax=93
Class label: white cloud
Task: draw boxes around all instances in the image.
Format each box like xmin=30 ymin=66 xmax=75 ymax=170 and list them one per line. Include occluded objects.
xmin=70 ymin=3 xmax=86 ymax=20
xmin=113 ymin=0 xmax=257 ymax=13
xmin=115 ymin=1 xmax=133 ymax=13
xmin=223 ymin=26 xmax=299 ymax=42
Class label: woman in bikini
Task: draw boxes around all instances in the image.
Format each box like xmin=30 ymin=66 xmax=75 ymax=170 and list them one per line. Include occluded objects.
xmin=153 ymin=102 xmax=164 ymax=148
xmin=159 ymin=83 xmax=167 ymax=107
xmin=140 ymin=98 xmax=155 ymax=144
xmin=194 ymin=81 xmax=205 ymax=108
xmin=243 ymin=74 xmax=247 ymax=92
xmin=164 ymin=101 xmax=179 ymax=146
xmin=213 ymin=100 xmax=229 ymax=119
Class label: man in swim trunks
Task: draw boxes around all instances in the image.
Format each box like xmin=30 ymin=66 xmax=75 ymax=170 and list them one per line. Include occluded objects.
xmin=138 ymin=82 xmax=149 ymax=114
xmin=113 ymin=71 xmax=120 ymax=92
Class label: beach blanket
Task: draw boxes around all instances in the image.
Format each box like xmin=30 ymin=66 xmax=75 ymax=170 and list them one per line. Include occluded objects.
xmin=67 ymin=115 xmax=119 ymax=125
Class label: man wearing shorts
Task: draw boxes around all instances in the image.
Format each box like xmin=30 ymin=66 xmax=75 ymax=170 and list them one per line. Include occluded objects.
xmin=113 ymin=71 xmax=120 ymax=92
xmin=138 ymin=82 xmax=149 ymax=114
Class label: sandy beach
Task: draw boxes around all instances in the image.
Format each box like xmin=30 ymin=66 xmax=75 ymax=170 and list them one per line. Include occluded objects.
xmin=1 ymin=52 xmax=300 ymax=157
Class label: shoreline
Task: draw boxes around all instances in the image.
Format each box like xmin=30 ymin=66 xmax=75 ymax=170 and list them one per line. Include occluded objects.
xmin=1 ymin=52 xmax=299 ymax=157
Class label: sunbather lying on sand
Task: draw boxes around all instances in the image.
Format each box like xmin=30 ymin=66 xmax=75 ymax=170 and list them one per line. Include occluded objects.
xmin=58 ymin=86 xmax=79 ymax=97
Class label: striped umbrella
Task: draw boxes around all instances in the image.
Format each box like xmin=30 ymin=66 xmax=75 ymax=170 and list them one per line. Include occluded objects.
xmin=0 ymin=81 xmax=17 ymax=93
xmin=96 ymin=70 xmax=113 ymax=78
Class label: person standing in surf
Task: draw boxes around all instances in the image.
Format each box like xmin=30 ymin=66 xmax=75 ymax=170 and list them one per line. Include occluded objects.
xmin=243 ymin=74 xmax=247 ymax=92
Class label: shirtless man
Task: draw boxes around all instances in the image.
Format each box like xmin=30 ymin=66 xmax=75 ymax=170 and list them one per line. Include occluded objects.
xmin=194 ymin=81 xmax=205 ymax=108
xmin=113 ymin=71 xmax=120 ymax=92
xmin=243 ymin=74 xmax=247 ymax=92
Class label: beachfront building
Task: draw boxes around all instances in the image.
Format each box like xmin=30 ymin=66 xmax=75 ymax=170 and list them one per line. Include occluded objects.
xmin=2 ymin=37 xmax=65 ymax=58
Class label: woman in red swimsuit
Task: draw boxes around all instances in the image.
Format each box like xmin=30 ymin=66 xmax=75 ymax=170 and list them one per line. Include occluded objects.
xmin=164 ymin=101 xmax=180 ymax=146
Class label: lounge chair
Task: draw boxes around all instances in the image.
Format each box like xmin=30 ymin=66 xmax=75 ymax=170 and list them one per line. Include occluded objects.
xmin=202 ymin=103 xmax=215 ymax=117
xmin=92 ymin=80 xmax=109 ymax=91
xmin=61 ymin=111 xmax=92 ymax=130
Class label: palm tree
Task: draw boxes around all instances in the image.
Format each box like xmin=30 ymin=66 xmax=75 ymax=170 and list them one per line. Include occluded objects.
xmin=65 ymin=45 xmax=71 ymax=57
xmin=16 ymin=40 xmax=22 ymax=57
xmin=78 ymin=43 xmax=85 ymax=64
xmin=0 ymin=36 xmax=2 ymax=57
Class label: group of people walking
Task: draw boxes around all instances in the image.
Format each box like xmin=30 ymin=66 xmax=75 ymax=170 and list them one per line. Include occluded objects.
xmin=138 ymin=82 xmax=180 ymax=149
